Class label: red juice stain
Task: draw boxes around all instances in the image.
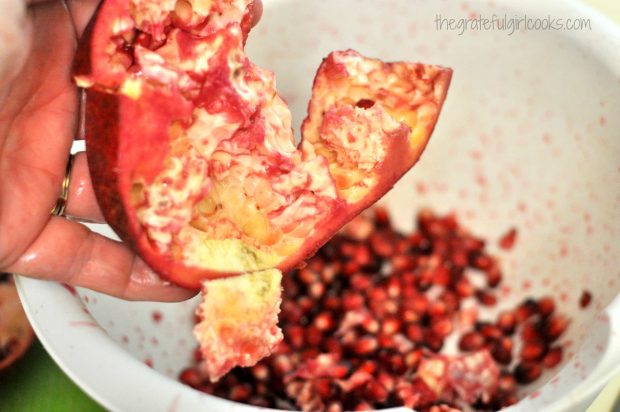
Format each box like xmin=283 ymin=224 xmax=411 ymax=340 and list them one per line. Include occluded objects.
xmin=152 ymin=310 xmax=163 ymax=323
xmin=62 ymin=283 xmax=77 ymax=296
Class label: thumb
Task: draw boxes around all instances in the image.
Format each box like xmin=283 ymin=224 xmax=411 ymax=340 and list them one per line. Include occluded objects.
xmin=0 ymin=0 xmax=32 ymax=102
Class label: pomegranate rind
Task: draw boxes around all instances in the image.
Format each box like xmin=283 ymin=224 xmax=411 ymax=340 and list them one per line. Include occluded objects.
xmin=0 ymin=275 xmax=35 ymax=371
xmin=193 ymin=269 xmax=283 ymax=382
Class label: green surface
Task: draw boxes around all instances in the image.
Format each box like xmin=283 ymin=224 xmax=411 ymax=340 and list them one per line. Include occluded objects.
xmin=0 ymin=340 xmax=104 ymax=412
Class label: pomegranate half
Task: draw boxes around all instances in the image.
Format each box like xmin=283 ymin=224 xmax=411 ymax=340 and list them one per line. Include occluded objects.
xmin=74 ymin=0 xmax=452 ymax=288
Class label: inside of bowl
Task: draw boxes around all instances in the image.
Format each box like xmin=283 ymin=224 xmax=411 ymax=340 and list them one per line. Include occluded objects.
xmin=76 ymin=0 xmax=620 ymax=409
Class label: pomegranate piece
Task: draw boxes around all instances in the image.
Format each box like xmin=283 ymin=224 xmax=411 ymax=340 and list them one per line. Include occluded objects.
xmin=193 ymin=269 xmax=283 ymax=381
xmin=0 ymin=274 xmax=35 ymax=371
xmin=417 ymin=351 xmax=500 ymax=405
xmin=74 ymin=0 xmax=452 ymax=287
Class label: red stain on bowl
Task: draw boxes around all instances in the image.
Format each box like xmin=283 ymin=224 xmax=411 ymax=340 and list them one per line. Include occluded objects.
xmin=61 ymin=284 xmax=77 ymax=296
xmin=152 ymin=311 xmax=163 ymax=324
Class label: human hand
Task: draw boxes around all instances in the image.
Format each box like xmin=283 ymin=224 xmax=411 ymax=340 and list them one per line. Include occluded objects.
xmin=0 ymin=0 xmax=262 ymax=301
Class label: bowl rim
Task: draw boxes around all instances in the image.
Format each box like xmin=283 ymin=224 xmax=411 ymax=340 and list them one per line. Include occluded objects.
xmin=16 ymin=0 xmax=620 ymax=411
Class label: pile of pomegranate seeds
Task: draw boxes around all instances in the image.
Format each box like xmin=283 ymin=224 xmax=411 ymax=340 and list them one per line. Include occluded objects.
xmin=180 ymin=208 xmax=579 ymax=411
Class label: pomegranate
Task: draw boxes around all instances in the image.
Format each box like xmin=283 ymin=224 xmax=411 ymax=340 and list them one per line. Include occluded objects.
xmin=0 ymin=273 xmax=35 ymax=371
xmin=74 ymin=0 xmax=452 ymax=288
xmin=193 ymin=269 xmax=282 ymax=381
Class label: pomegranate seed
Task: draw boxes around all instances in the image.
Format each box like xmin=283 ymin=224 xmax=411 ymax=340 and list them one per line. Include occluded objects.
xmin=381 ymin=317 xmax=402 ymax=335
xmin=491 ymin=337 xmax=513 ymax=365
xmin=354 ymin=402 xmax=373 ymax=411
xmin=537 ymin=296 xmax=555 ymax=317
xmin=377 ymin=333 xmax=396 ymax=350
xmin=459 ymin=331 xmax=486 ymax=351
xmin=497 ymin=311 xmax=517 ymax=335
xmin=388 ymin=354 xmax=407 ymax=374
xmin=353 ymin=336 xmax=379 ymax=355
xmin=431 ymin=317 xmax=453 ymax=338
xmin=368 ymin=287 xmax=388 ymax=303
xmin=377 ymin=371 xmax=396 ymax=392
xmin=323 ymin=295 xmax=341 ymax=311
xmin=478 ymin=323 xmax=503 ymax=341
xmin=392 ymin=254 xmax=414 ymax=272
xmin=309 ymin=282 xmax=325 ymax=299
xmin=485 ymin=266 xmax=502 ymax=288
xmin=475 ymin=290 xmax=497 ymax=306
xmin=370 ymin=232 xmax=395 ymax=257
xmin=361 ymin=317 xmax=380 ymax=334
xmin=352 ymin=244 xmax=372 ymax=266
xmin=406 ymin=294 xmax=429 ymax=314
xmin=358 ymin=360 xmax=378 ymax=375
xmin=287 ymin=326 xmax=305 ymax=349
xmin=502 ymin=395 xmax=519 ymax=407
xmin=314 ymin=378 xmax=333 ymax=398
xmin=298 ymin=268 xmax=318 ymax=284
xmin=406 ymin=323 xmax=424 ymax=343
xmin=323 ymin=338 xmax=343 ymax=357
xmin=451 ymin=249 xmax=469 ymax=268
xmin=281 ymin=301 xmax=303 ymax=323
xmin=516 ymin=299 xmax=538 ymax=322
xmin=373 ymin=207 xmax=391 ymax=227
xmin=542 ymin=315 xmax=570 ymax=342
xmin=401 ymin=308 xmax=420 ymax=323
xmin=463 ymin=235 xmax=485 ymax=252
xmin=342 ymin=292 xmax=365 ymax=310
xmin=542 ymin=346 xmax=563 ymax=368
xmin=320 ymin=263 xmax=340 ymax=283
xmin=405 ymin=350 xmax=423 ymax=370
xmin=455 ymin=278 xmax=474 ymax=297
xmin=579 ymin=290 xmax=592 ymax=308
xmin=386 ymin=278 xmax=401 ymax=298
xmin=251 ymin=364 xmax=270 ymax=381
xmin=520 ymin=340 xmax=546 ymax=362
xmin=439 ymin=291 xmax=460 ymax=314
xmin=472 ymin=254 xmax=494 ymax=270
xmin=298 ymin=296 xmax=315 ymax=313
xmin=314 ymin=312 xmax=335 ymax=331
xmin=424 ymin=330 xmax=444 ymax=352
xmin=432 ymin=266 xmax=451 ymax=286
xmin=497 ymin=372 xmax=517 ymax=394
xmin=228 ymin=383 xmax=252 ymax=401
xmin=514 ymin=362 xmax=542 ymax=384
xmin=351 ymin=274 xmax=372 ymax=291
xmin=521 ymin=322 xmax=542 ymax=343
xmin=273 ymin=354 xmax=293 ymax=376
xmin=326 ymin=402 xmax=343 ymax=412
xmin=179 ymin=368 xmax=202 ymax=388
xmin=365 ymin=380 xmax=389 ymax=402
xmin=343 ymin=260 xmax=360 ymax=276
xmin=428 ymin=301 xmax=448 ymax=318
xmin=302 ymin=347 xmax=320 ymax=360
xmin=498 ymin=227 xmax=517 ymax=250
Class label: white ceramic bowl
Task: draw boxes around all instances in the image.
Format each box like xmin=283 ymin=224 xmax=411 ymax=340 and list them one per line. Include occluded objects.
xmin=16 ymin=0 xmax=620 ymax=411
